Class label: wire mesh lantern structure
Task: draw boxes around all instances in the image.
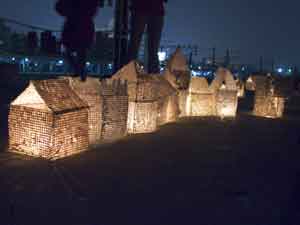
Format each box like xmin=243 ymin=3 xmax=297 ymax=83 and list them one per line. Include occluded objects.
xmin=245 ymin=75 xmax=256 ymax=91
xmin=236 ymin=79 xmax=245 ymax=98
xmin=67 ymin=77 xmax=103 ymax=144
xmin=99 ymin=78 xmax=129 ymax=141
xmin=186 ymin=77 xmax=214 ymax=116
xmin=210 ymin=68 xmax=238 ymax=118
xmin=66 ymin=77 xmax=129 ymax=143
xmin=112 ymin=61 xmax=159 ymax=134
xmin=163 ymin=48 xmax=191 ymax=117
xmin=253 ymin=76 xmax=289 ymax=118
xmin=9 ymin=79 xmax=89 ymax=160
xmin=153 ymin=75 xmax=180 ymax=125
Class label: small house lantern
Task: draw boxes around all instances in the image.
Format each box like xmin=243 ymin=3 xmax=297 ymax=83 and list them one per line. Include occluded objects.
xmin=153 ymin=76 xmax=180 ymax=125
xmin=254 ymin=76 xmax=288 ymax=118
xmin=245 ymin=76 xmax=256 ymax=91
xmin=99 ymin=79 xmax=129 ymax=141
xmin=67 ymin=77 xmax=103 ymax=144
xmin=9 ymin=79 xmax=89 ymax=160
xmin=236 ymin=79 xmax=245 ymax=98
xmin=210 ymin=68 xmax=238 ymax=118
xmin=164 ymin=48 xmax=191 ymax=117
xmin=112 ymin=61 xmax=159 ymax=134
xmin=186 ymin=77 xmax=214 ymax=116
xmin=67 ymin=77 xmax=129 ymax=143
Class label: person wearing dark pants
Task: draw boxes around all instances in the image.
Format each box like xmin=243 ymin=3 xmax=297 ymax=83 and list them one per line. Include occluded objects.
xmin=55 ymin=0 xmax=99 ymax=81
xmin=127 ymin=0 xmax=167 ymax=74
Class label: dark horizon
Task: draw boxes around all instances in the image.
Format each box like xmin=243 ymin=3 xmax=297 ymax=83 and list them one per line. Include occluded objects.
xmin=0 ymin=0 xmax=299 ymax=67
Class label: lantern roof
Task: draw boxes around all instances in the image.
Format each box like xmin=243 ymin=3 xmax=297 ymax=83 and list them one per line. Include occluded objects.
xmin=189 ymin=77 xmax=211 ymax=94
xmin=151 ymin=75 xmax=178 ymax=99
xmin=166 ymin=48 xmax=189 ymax=73
xmin=11 ymin=79 xmax=88 ymax=113
xmin=210 ymin=67 xmax=237 ymax=92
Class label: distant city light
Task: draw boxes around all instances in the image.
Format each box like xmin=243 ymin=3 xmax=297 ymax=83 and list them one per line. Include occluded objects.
xmin=288 ymin=68 xmax=292 ymax=73
xmin=108 ymin=63 xmax=113 ymax=69
xmin=24 ymin=58 xmax=29 ymax=63
xmin=58 ymin=60 xmax=64 ymax=64
xmin=158 ymin=51 xmax=167 ymax=62
xmin=11 ymin=57 xmax=16 ymax=61
xmin=86 ymin=61 xmax=91 ymax=66
xmin=277 ymin=68 xmax=283 ymax=73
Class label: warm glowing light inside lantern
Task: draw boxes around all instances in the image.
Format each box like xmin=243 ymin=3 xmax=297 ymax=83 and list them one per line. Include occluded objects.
xmin=220 ymin=84 xmax=226 ymax=90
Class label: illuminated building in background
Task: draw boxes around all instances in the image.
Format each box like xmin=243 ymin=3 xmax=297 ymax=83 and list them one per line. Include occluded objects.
xmin=9 ymin=80 xmax=89 ymax=160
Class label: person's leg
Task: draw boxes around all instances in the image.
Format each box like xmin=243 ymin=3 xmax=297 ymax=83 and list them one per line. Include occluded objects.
xmin=77 ymin=48 xmax=87 ymax=81
xmin=65 ymin=49 xmax=77 ymax=75
xmin=147 ymin=15 xmax=164 ymax=74
xmin=127 ymin=12 xmax=147 ymax=64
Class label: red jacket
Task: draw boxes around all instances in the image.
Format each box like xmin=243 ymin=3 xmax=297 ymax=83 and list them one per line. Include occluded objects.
xmin=131 ymin=0 xmax=167 ymax=16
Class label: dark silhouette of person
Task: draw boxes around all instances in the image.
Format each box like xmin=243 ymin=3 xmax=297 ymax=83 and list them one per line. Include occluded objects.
xmin=127 ymin=0 xmax=168 ymax=73
xmin=55 ymin=0 xmax=100 ymax=81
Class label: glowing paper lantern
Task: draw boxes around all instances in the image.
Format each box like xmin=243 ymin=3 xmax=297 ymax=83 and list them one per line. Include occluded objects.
xmin=245 ymin=76 xmax=256 ymax=91
xmin=9 ymin=80 xmax=89 ymax=160
xmin=236 ymin=79 xmax=245 ymax=98
xmin=254 ymin=76 xmax=286 ymax=118
xmin=164 ymin=48 xmax=191 ymax=91
xmin=186 ymin=77 xmax=214 ymax=116
xmin=210 ymin=68 xmax=238 ymax=118
xmin=67 ymin=77 xmax=128 ymax=143
xmin=163 ymin=48 xmax=191 ymax=117
xmin=67 ymin=77 xmax=103 ymax=144
xmin=112 ymin=61 xmax=159 ymax=134
xmin=99 ymin=79 xmax=129 ymax=140
xmin=153 ymin=76 xmax=180 ymax=125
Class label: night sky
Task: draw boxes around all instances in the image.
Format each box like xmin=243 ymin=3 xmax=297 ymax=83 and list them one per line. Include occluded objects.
xmin=0 ymin=0 xmax=299 ymax=66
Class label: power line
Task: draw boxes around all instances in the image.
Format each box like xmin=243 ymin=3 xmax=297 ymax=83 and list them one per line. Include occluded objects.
xmin=0 ymin=17 xmax=61 ymax=32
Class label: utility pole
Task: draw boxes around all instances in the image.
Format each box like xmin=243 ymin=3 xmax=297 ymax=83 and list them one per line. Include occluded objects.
xmin=212 ymin=47 xmax=216 ymax=66
xmin=271 ymin=59 xmax=275 ymax=74
xmin=189 ymin=52 xmax=193 ymax=68
xmin=224 ymin=48 xmax=230 ymax=68
xmin=113 ymin=0 xmax=129 ymax=73
xmin=259 ymin=56 xmax=263 ymax=73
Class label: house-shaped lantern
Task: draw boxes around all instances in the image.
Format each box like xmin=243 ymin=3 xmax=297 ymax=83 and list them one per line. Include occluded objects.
xmin=67 ymin=77 xmax=129 ymax=143
xmin=153 ymin=76 xmax=180 ymax=125
xmin=112 ymin=61 xmax=159 ymax=134
xmin=99 ymin=79 xmax=129 ymax=140
xmin=245 ymin=76 xmax=256 ymax=91
xmin=210 ymin=68 xmax=238 ymax=118
xmin=163 ymin=48 xmax=191 ymax=117
xmin=9 ymin=79 xmax=89 ymax=160
xmin=186 ymin=77 xmax=214 ymax=116
xmin=236 ymin=79 xmax=245 ymax=98
xmin=67 ymin=77 xmax=103 ymax=144
xmin=254 ymin=76 xmax=289 ymax=118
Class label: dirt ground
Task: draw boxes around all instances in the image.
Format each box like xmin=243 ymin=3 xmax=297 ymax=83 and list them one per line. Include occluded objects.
xmin=0 ymin=91 xmax=300 ymax=225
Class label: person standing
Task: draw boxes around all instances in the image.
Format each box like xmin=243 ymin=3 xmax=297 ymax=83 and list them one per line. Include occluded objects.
xmin=55 ymin=0 xmax=100 ymax=81
xmin=127 ymin=0 xmax=168 ymax=73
